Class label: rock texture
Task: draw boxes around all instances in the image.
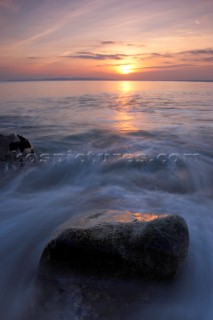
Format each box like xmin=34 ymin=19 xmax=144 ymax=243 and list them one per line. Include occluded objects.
xmin=39 ymin=211 xmax=189 ymax=280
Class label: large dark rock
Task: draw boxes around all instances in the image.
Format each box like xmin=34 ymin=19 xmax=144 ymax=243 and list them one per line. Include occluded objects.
xmin=39 ymin=211 xmax=189 ymax=280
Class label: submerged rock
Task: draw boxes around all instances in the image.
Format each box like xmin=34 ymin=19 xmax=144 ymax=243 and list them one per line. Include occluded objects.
xmin=39 ymin=211 xmax=189 ymax=280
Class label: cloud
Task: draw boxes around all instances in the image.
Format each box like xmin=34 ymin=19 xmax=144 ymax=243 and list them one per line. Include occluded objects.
xmin=13 ymin=25 xmax=63 ymax=49
xmin=27 ymin=56 xmax=41 ymax=59
xmin=101 ymin=41 xmax=116 ymax=45
xmin=96 ymin=62 xmax=195 ymax=71
xmin=139 ymin=52 xmax=172 ymax=61
xmin=202 ymin=57 xmax=213 ymax=62
xmin=139 ymin=48 xmax=213 ymax=64
xmin=179 ymin=49 xmax=213 ymax=55
xmin=76 ymin=51 xmax=94 ymax=55
xmin=96 ymin=63 xmax=130 ymax=67
xmin=61 ymin=51 xmax=130 ymax=60
xmin=142 ymin=64 xmax=194 ymax=70
xmin=180 ymin=56 xmax=213 ymax=63
xmin=176 ymin=49 xmax=213 ymax=64
xmin=60 ymin=47 xmax=213 ymax=66
xmin=127 ymin=43 xmax=145 ymax=48
xmin=140 ymin=49 xmax=213 ymax=61
xmin=150 ymin=53 xmax=172 ymax=58
xmin=99 ymin=40 xmax=145 ymax=47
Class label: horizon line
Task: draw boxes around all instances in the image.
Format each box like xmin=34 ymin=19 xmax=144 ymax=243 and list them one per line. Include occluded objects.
xmin=3 ymin=78 xmax=213 ymax=83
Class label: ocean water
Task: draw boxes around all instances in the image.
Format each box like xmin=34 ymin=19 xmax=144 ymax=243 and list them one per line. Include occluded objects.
xmin=0 ymin=81 xmax=212 ymax=320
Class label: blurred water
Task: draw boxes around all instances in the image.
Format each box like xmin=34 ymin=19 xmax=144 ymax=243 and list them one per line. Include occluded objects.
xmin=0 ymin=81 xmax=212 ymax=320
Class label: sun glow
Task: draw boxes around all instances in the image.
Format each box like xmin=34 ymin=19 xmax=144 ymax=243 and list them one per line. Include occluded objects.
xmin=119 ymin=65 xmax=132 ymax=74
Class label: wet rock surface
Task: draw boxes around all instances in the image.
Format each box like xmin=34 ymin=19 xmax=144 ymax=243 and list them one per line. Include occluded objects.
xmin=39 ymin=211 xmax=189 ymax=280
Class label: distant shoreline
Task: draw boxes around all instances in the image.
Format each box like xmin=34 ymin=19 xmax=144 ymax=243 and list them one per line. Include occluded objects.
xmin=3 ymin=78 xmax=213 ymax=83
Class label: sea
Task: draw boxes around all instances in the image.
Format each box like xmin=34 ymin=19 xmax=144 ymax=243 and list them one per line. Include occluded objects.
xmin=0 ymin=80 xmax=212 ymax=320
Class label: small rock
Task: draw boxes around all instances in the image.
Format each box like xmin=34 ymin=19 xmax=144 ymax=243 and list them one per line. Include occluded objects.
xmin=0 ymin=133 xmax=34 ymax=167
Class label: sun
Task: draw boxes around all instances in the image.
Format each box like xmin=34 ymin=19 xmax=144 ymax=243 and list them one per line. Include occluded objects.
xmin=119 ymin=65 xmax=132 ymax=74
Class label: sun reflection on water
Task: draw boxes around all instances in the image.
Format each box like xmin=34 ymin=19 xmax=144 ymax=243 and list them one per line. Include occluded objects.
xmin=119 ymin=81 xmax=134 ymax=92
xmin=113 ymin=83 xmax=137 ymax=131
xmin=113 ymin=107 xmax=135 ymax=131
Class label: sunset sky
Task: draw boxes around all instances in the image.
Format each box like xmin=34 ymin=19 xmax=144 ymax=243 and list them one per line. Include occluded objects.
xmin=0 ymin=0 xmax=213 ymax=81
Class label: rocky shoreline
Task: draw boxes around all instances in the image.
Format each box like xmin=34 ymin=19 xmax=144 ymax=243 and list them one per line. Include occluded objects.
xmin=1 ymin=133 xmax=189 ymax=281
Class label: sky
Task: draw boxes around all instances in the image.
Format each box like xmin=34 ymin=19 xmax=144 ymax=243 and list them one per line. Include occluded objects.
xmin=0 ymin=0 xmax=213 ymax=81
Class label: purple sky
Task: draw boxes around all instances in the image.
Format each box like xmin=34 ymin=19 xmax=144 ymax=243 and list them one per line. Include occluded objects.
xmin=0 ymin=0 xmax=213 ymax=80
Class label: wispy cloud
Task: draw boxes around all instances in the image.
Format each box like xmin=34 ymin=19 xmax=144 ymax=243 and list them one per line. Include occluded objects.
xmin=13 ymin=25 xmax=61 ymax=49
xmin=202 ymin=57 xmax=213 ymax=62
xmin=140 ymin=52 xmax=172 ymax=60
xmin=127 ymin=43 xmax=145 ymax=47
xmin=96 ymin=63 xmax=130 ymax=67
xmin=27 ymin=56 xmax=42 ymax=60
xmin=142 ymin=63 xmax=194 ymax=70
xmin=139 ymin=48 xmax=213 ymax=64
xmin=99 ymin=40 xmax=145 ymax=47
xmin=61 ymin=51 xmax=130 ymax=60
xmin=101 ymin=41 xmax=117 ymax=45
xmin=59 ymin=47 xmax=213 ymax=69
xmin=179 ymin=48 xmax=213 ymax=55
xmin=9 ymin=3 xmax=102 ymax=49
